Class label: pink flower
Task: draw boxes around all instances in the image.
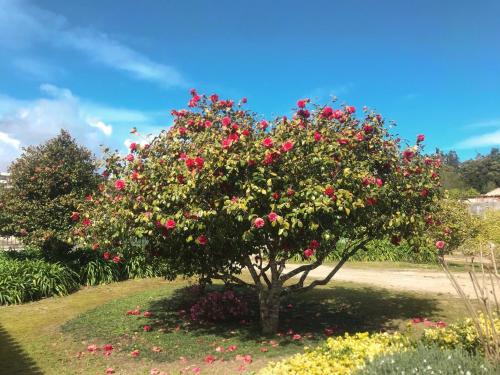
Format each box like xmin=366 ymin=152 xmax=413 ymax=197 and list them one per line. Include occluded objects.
xmin=126 ymin=154 xmax=134 ymax=162
xmin=254 ymin=217 xmax=265 ymax=228
xmin=143 ymin=311 xmax=152 ymax=317
xmin=112 ymin=256 xmax=121 ymax=264
xmin=226 ymin=345 xmax=237 ymax=352
xmin=297 ymin=99 xmax=308 ymax=108
xmin=197 ymin=235 xmax=208 ymax=245
xmin=150 ymin=369 xmax=161 ymax=375
xmin=210 ymin=93 xmax=219 ymax=103
xmin=243 ymin=354 xmax=253 ymax=364
xmin=241 ymin=97 xmax=248 ymax=104
xmin=281 ymin=140 xmax=294 ymax=152
xmin=310 ymin=240 xmax=320 ymax=249
xmin=435 ymin=240 xmax=445 ymax=250
xmin=103 ymin=344 xmax=113 ymax=352
xmin=195 ymin=156 xmax=204 ymax=169
xmin=268 ymin=212 xmax=279 ymax=222
xmin=420 ymin=188 xmax=429 ymax=197
xmin=87 ymin=344 xmax=98 ymax=353
xmin=82 ymin=217 xmax=92 ymax=227
xmin=105 ymin=368 xmax=115 ymax=374
xmin=338 ymin=138 xmax=349 ymax=145
xmin=115 ymin=179 xmax=125 ymax=190
xmin=143 ymin=325 xmax=152 ymax=332
xmin=314 ymin=132 xmax=322 ymax=142
xmin=215 ymin=346 xmax=225 ymax=353
xmin=376 ymin=178 xmax=383 ymax=187
xmin=303 ymin=248 xmax=314 ymax=258
xmin=70 ymin=212 xmax=80 ymax=221
xmin=363 ymin=124 xmax=373 ymax=133
xmin=222 ymin=116 xmax=231 ymax=127
xmin=103 ymin=252 xmax=110 ymax=260
xmin=204 ymin=354 xmax=216 ymax=364
xmin=192 ymin=367 xmax=201 ymax=375
xmin=292 ymin=334 xmax=302 ymax=341
xmin=130 ymin=349 xmax=140 ymax=357
xmin=346 ymin=105 xmax=356 ymax=114
xmin=436 ymin=321 xmax=447 ymax=328
xmin=259 ymin=120 xmax=269 ymax=130
xmin=411 ymin=317 xmax=423 ymax=324
xmin=165 ymin=219 xmax=176 ymax=230
xmin=130 ymin=142 xmax=137 ymax=151
xmin=321 ymin=106 xmax=333 ymax=118
xmin=417 ymin=134 xmax=425 ymax=142
xmin=262 ymin=137 xmax=274 ymax=148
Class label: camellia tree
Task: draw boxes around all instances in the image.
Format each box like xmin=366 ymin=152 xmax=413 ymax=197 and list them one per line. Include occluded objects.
xmin=0 ymin=130 xmax=99 ymax=258
xmin=75 ymin=91 xmax=444 ymax=334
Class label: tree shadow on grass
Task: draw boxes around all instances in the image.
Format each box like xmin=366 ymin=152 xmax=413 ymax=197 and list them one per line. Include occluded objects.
xmin=145 ymin=283 xmax=441 ymax=347
xmin=0 ymin=323 xmax=43 ymax=375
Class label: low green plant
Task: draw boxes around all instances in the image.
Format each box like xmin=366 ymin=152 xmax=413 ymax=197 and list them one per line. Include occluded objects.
xmin=359 ymin=344 xmax=497 ymax=374
xmin=0 ymin=257 xmax=79 ymax=305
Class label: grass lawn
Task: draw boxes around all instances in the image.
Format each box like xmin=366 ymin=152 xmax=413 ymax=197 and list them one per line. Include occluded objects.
xmin=0 ymin=277 xmax=471 ymax=375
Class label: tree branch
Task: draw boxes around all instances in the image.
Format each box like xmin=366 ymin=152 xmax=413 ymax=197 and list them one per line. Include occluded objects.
xmin=280 ymin=253 xmax=327 ymax=283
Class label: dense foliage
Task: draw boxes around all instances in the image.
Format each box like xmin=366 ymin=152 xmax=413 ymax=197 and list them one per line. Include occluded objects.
xmin=0 ymin=253 xmax=79 ymax=305
xmin=75 ymin=91 xmax=444 ymax=333
xmin=437 ymin=148 xmax=499 ymax=194
xmin=0 ymin=130 xmax=100 ymax=257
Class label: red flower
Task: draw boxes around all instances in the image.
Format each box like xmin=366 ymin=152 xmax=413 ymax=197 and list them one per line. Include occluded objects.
xmin=281 ymin=140 xmax=294 ymax=152
xmin=70 ymin=212 xmax=80 ymax=221
xmin=338 ymin=138 xmax=349 ymax=145
xmin=143 ymin=325 xmax=152 ymax=332
xmin=254 ymin=217 xmax=265 ymax=228
xmin=87 ymin=344 xmax=98 ymax=353
xmin=355 ymin=132 xmax=364 ymax=141
xmin=165 ymin=219 xmax=176 ymax=230
xmin=205 ymin=120 xmax=212 ymax=128
xmin=179 ymin=127 xmax=187 ymax=135
xmin=411 ymin=317 xmax=423 ymax=324
xmin=272 ymin=192 xmax=280 ymax=200
xmin=402 ymin=149 xmax=414 ymax=161
xmin=310 ymin=240 xmax=320 ymax=249
xmin=314 ymin=132 xmax=322 ymax=142
xmin=321 ymin=106 xmax=333 ymax=118
xmin=324 ymin=186 xmax=335 ymax=197
xmin=130 ymin=349 xmax=140 ymax=357
xmin=268 ymin=212 xmax=279 ymax=222
xmin=436 ymin=321 xmax=447 ymax=328
xmin=204 ymin=354 xmax=216 ymax=364
xmin=195 ymin=156 xmax=205 ymax=169
xmin=435 ymin=240 xmax=445 ymax=250
xmin=259 ymin=120 xmax=269 ymax=130
xmin=115 ymin=179 xmax=125 ymax=190
xmin=92 ymin=243 xmax=100 ymax=251
xmin=324 ymin=328 xmax=334 ymax=336
xmin=197 ymin=235 xmax=208 ymax=245
xmin=262 ymin=137 xmax=274 ymax=148
xmin=346 ymin=105 xmax=356 ymax=114
xmin=82 ymin=218 xmax=92 ymax=227
xmin=417 ymin=134 xmax=425 ymax=142
xmin=241 ymin=97 xmax=247 ymax=104
xmin=366 ymin=197 xmax=377 ymax=206
xmin=222 ymin=116 xmax=231 ymax=127
xmin=375 ymin=178 xmax=383 ymax=187
xmin=103 ymin=344 xmax=113 ymax=352
xmin=292 ymin=334 xmax=302 ymax=340
xmin=130 ymin=142 xmax=137 ymax=151
xmin=297 ymin=99 xmax=308 ymax=108
xmin=226 ymin=345 xmax=237 ymax=352
xmin=112 ymin=256 xmax=121 ymax=263
xmin=126 ymin=154 xmax=134 ymax=162
xmin=210 ymin=94 xmax=219 ymax=103
xmin=103 ymin=252 xmax=110 ymax=260
xmin=420 ymin=188 xmax=429 ymax=197
xmin=287 ymin=188 xmax=295 ymax=196
xmin=242 ymin=129 xmax=250 ymax=136
xmin=363 ymin=124 xmax=373 ymax=133
xmin=131 ymin=170 xmax=139 ymax=180
xmin=243 ymin=355 xmax=252 ymax=364
xmin=303 ymin=248 xmax=314 ymax=258
xmin=106 ymin=368 xmax=115 ymax=374
xmin=263 ymin=153 xmax=274 ymax=165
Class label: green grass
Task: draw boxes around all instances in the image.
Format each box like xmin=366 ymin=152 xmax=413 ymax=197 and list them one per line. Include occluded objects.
xmin=0 ymin=276 xmax=473 ymax=375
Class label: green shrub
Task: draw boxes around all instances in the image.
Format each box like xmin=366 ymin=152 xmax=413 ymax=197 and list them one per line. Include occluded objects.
xmin=359 ymin=344 xmax=497 ymax=374
xmin=0 ymin=257 xmax=79 ymax=305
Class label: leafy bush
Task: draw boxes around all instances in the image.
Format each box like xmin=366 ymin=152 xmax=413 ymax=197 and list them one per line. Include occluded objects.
xmin=422 ymin=315 xmax=500 ymax=355
xmin=0 ymin=257 xmax=79 ymax=305
xmin=359 ymin=344 xmax=497 ymax=374
xmin=260 ymin=332 xmax=409 ymax=375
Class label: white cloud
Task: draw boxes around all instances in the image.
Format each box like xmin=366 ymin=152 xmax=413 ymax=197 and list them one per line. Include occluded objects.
xmin=0 ymin=84 xmax=161 ymax=170
xmin=462 ymin=119 xmax=500 ymax=130
xmin=456 ymin=129 xmax=500 ymax=149
xmin=87 ymin=118 xmax=112 ymax=136
xmin=0 ymin=132 xmax=21 ymax=149
xmin=0 ymin=0 xmax=187 ymax=88
xmin=306 ymin=83 xmax=355 ymax=102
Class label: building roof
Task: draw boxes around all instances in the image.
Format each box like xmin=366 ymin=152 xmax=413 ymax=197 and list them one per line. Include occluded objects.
xmin=484 ymin=188 xmax=500 ymax=196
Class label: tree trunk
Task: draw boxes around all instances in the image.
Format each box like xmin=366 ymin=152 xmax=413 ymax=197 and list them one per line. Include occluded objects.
xmin=259 ymin=288 xmax=281 ymax=335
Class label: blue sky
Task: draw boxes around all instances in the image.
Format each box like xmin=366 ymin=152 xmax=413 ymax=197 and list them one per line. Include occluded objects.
xmin=0 ymin=0 xmax=499 ymax=169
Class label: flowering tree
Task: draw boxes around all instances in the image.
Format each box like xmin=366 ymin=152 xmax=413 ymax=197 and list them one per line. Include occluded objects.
xmin=75 ymin=91 xmax=443 ymax=334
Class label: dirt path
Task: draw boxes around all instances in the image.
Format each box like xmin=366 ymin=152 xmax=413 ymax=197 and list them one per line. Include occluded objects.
xmin=285 ymin=264 xmax=499 ymax=299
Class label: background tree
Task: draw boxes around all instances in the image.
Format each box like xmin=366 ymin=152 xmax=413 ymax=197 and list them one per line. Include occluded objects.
xmin=461 ymin=149 xmax=500 ymax=194
xmin=75 ymin=92 xmax=444 ymax=334
xmin=0 ymin=130 xmax=99 ymax=259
